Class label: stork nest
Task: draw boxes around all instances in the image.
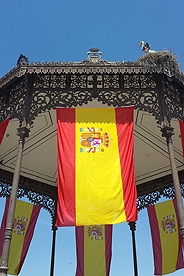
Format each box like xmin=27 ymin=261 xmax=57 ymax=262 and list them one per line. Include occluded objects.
xmin=137 ymin=51 xmax=180 ymax=71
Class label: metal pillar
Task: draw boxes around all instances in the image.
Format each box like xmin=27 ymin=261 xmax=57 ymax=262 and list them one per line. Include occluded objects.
xmin=0 ymin=126 xmax=29 ymax=276
xmin=50 ymin=226 xmax=58 ymax=276
xmin=50 ymin=201 xmax=58 ymax=276
xmin=156 ymin=74 xmax=184 ymax=244
xmin=0 ymin=73 xmax=33 ymax=276
xmin=128 ymin=222 xmax=138 ymax=276
xmin=161 ymin=126 xmax=184 ymax=243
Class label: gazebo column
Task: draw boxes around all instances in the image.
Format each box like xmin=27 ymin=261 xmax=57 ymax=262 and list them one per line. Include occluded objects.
xmin=0 ymin=126 xmax=30 ymax=276
xmin=156 ymin=74 xmax=184 ymax=245
xmin=0 ymin=73 xmax=33 ymax=276
xmin=161 ymin=126 xmax=184 ymax=243
xmin=50 ymin=201 xmax=58 ymax=276
xmin=128 ymin=222 xmax=138 ymax=276
xmin=50 ymin=226 xmax=58 ymax=276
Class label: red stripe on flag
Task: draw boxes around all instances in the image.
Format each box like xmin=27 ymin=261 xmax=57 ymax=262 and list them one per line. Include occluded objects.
xmin=105 ymin=225 xmax=113 ymax=275
xmin=147 ymin=204 xmax=162 ymax=275
xmin=115 ymin=107 xmax=137 ymax=221
xmin=0 ymin=198 xmax=9 ymax=256
xmin=75 ymin=226 xmax=84 ymax=276
xmin=0 ymin=117 xmax=10 ymax=145
xmin=173 ymin=199 xmax=184 ymax=270
xmin=56 ymin=108 xmax=76 ymax=226
xmin=179 ymin=120 xmax=184 ymax=155
xmin=18 ymin=204 xmax=40 ymax=274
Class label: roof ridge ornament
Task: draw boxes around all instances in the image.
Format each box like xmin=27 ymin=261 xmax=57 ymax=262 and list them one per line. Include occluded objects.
xmin=87 ymin=48 xmax=102 ymax=63
xmin=17 ymin=54 xmax=29 ymax=66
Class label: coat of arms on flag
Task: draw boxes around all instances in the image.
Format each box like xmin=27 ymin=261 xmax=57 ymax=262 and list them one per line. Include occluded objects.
xmin=147 ymin=199 xmax=184 ymax=275
xmin=79 ymin=127 xmax=111 ymax=153
xmin=87 ymin=225 xmax=104 ymax=240
xmin=161 ymin=214 xmax=176 ymax=233
xmin=0 ymin=198 xmax=40 ymax=275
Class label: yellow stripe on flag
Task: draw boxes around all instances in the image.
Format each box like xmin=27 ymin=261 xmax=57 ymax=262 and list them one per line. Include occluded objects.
xmin=8 ymin=201 xmax=33 ymax=275
xmin=155 ymin=201 xmax=179 ymax=275
xmin=84 ymin=225 xmax=106 ymax=276
xmin=76 ymin=108 xmax=125 ymax=225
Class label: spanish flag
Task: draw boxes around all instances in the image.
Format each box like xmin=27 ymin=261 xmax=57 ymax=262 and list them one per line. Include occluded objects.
xmin=0 ymin=198 xmax=40 ymax=275
xmin=75 ymin=225 xmax=112 ymax=276
xmin=147 ymin=199 xmax=184 ymax=275
xmin=56 ymin=107 xmax=137 ymax=226
xmin=0 ymin=117 xmax=10 ymax=145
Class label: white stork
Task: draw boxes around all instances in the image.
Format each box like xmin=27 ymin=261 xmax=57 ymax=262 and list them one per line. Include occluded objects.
xmin=139 ymin=41 xmax=155 ymax=53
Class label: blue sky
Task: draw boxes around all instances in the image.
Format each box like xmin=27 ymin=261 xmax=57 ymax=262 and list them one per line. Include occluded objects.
xmin=1 ymin=0 xmax=184 ymax=77
xmin=1 ymin=0 xmax=184 ymax=275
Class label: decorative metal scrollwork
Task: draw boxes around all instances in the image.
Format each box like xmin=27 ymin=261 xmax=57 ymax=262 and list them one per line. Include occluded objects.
xmin=137 ymin=191 xmax=161 ymax=211
xmin=123 ymin=75 xmax=140 ymax=89
xmin=122 ymin=74 xmax=156 ymax=89
xmin=162 ymin=185 xmax=175 ymax=198
xmin=140 ymin=74 xmax=156 ymax=88
xmin=30 ymin=89 xmax=94 ymax=120
xmin=0 ymin=72 xmax=168 ymax=124
xmin=33 ymin=74 xmax=67 ymax=89
xmin=163 ymin=79 xmax=184 ymax=122
xmin=33 ymin=75 xmax=51 ymax=88
xmin=103 ymin=74 xmax=120 ymax=88
xmin=0 ymin=169 xmax=56 ymax=226
xmin=0 ymin=181 xmax=12 ymax=197
xmin=71 ymin=75 xmax=87 ymax=88
xmin=96 ymin=89 xmax=160 ymax=119
xmin=50 ymin=75 xmax=67 ymax=89
xmin=137 ymin=171 xmax=184 ymax=211
xmin=0 ymin=80 xmax=27 ymax=123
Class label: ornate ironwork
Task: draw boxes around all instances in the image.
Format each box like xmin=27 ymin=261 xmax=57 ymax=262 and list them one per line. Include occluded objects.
xmin=137 ymin=170 xmax=184 ymax=211
xmin=1 ymin=52 xmax=184 ymax=220
xmin=1 ymin=67 xmax=183 ymax=125
xmin=163 ymin=78 xmax=184 ymax=122
xmin=0 ymin=169 xmax=56 ymax=226
xmin=0 ymin=78 xmax=27 ymax=123
xmin=0 ymin=72 xmax=162 ymax=123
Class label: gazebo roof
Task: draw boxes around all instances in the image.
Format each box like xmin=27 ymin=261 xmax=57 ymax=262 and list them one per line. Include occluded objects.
xmin=1 ymin=49 xmax=184 ymax=220
xmin=1 ymin=50 xmax=184 ymax=88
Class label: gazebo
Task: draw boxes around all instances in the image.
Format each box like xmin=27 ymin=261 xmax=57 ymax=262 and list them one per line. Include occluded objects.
xmin=0 ymin=48 xmax=184 ymax=275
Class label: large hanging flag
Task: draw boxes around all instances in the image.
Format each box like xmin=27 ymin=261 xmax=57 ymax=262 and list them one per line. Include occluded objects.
xmin=179 ymin=120 xmax=184 ymax=155
xmin=0 ymin=117 xmax=10 ymax=145
xmin=147 ymin=199 xmax=184 ymax=275
xmin=75 ymin=225 xmax=112 ymax=276
xmin=56 ymin=107 xmax=137 ymax=226
xmin=0 ymin=198 xmax=40 ymax=275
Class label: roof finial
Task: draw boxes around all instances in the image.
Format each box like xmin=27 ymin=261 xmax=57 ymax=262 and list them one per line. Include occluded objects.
xmin=87 ymin=48 xmax=102 ymax=63
xmin=17 ymin=54 xmax=29 ymax=66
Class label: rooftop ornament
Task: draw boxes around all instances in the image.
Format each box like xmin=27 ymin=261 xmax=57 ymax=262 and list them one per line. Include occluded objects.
xmin=87 ymin=48 xmax=102 ymax=63
xmin=16 ymin=54 xmax=29 ymax=66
